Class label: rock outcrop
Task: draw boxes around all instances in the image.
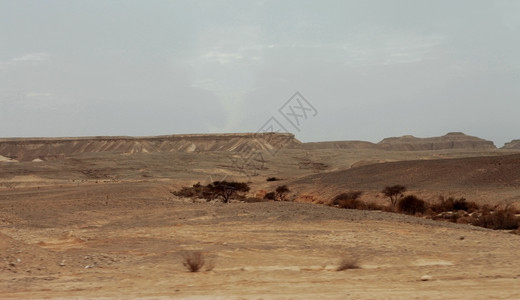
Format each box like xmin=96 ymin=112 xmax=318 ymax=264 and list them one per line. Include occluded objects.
xmin=502 ymin=139 xmax=520 ymax=149
xmin=0 ymin=131 xmax=500 ymax=162
xmin=377 ymin=132 xmax=496 ymax=151
xmin=301 ymin=132 xmax=496 ymax=151
xmin=0 ymin=133 xmax=301 ymax=161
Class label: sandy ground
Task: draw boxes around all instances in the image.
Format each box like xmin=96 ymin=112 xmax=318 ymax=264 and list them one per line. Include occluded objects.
xmin=1 ymin=181 xmax=520 ymax=299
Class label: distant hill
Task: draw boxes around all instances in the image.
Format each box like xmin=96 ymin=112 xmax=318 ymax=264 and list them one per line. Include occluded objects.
xmin=377 ymin=132 xmax=496 ymax=151
xmin=290 ymin=153 xmax=520 ymax=203
xmin=0 ymin=133 xmax=301 ymax=161
xmin=301 ymin=132 xmax=496 ymax=151
xmin=502 ymin=139 xmax=520 ymax=149
xmin=0 ymin=131 xmax=500 ymax=162
xmin=294 ymin=153 xmax=520 ymax=190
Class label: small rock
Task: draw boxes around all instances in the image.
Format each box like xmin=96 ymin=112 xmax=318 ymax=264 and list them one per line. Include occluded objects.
xmin=59 ymin=260 xmax=65 ymax=267
xmin=420 ymin=275 xmax=432 ymax=281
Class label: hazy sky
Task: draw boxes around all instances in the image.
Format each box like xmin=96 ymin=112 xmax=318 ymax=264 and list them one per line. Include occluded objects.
xmin=1 ymin=0 xmax=519 ymax=146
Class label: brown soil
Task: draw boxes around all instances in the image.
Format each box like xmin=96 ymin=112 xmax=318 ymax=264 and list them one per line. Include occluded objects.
xmin=1 ymin=181 xmax=520 ymax=299
xmin=291 ymin=153 xmax=520 ymax=205
xmin=1 ymin=134 xmax=520 ymax=299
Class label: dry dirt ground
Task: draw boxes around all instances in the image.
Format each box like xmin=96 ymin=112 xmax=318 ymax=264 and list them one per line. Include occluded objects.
xmin=1 ymin=149 xmax=520 ymax=299
xmin=1 ymin=181 xmax=520 ymax=299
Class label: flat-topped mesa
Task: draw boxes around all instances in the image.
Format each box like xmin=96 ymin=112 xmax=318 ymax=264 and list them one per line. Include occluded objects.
xmin=0 ymin=132 xmax=301 ymax=161
xmin=502 ymin=139 xmax=520 ymax=149
xmin=377 ymin=132 xmax=496 ymax=151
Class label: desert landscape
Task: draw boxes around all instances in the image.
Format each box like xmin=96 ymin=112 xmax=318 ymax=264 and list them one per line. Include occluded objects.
xmin=3 ymin=0 xmax=519 ymax=298
xmin=1 ymin=132 xmax=520 ymax=299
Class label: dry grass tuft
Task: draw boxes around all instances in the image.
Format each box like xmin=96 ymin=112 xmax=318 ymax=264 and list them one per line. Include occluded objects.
xmin=336 ymin=257 xmax=360 ymax=271
xmin=182 ymin=251 xmax=206 ymax=272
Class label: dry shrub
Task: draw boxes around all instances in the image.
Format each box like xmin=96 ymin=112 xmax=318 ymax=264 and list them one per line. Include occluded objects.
xmin=381 ymin=185 xmax=406 ymax=208
xmin=456 ymin=215 xmax=473 ymax=224
xmin=337 ymin=198 xmax=365 ymax=209
xmin=172 ymin=181 xmax=250 ymax=203
xmin=454 ymin=198 xmax=479 ymax=212
xmin=182 ymin=251 xmax=205 ymax=272
xmin=263 ymin=192 xmax=276 ymax=200
xmin=431 ymin=196 xmax=479 ymax=213
xmin=332 ymin=192 xmax=364 ymax=209
xmin=275 ymin=185 xmax=290 ymax=201
xmin=173 ymin=183 xmax=206 ymax=198
xmin=295 ymin=194 xmax=319 ymax=203
xmin=471 ymin=208 xmax=520 ymax=230
xmin=397 ymin=195 xmax=426 ymax=215
xmin=337 ymin=257 xmax=360 ymax=271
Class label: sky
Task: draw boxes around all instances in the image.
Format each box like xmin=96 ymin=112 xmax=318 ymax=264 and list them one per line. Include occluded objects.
xmin=1 ymin=0 xmax=519 ymax=146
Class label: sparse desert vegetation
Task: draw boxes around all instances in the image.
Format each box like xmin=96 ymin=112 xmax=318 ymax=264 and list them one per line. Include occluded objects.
xmin=182 ymin=251 xmax=206 ymax=272
xmin=397 ymin=195 xmax=426 ymax=215
xmin=331 ymin=191 xmax=364 ymax=209
xmin=3 ymin=0 xmax=520 ymax=297
xmin=336 ymin=257 xmax=361 ymax=271
xmin=266 ymin=177 xmax=280 ymax=181
xmin=382 ymin=185 xmax=407 ymax=209
xmin=263 ymin=191 xmax=276 ymax=200
xmin=2 ymin=132 xmax=520 ymax=298
xmin=323 ymin=185 xmax=520 ymax=232
xmin=275 ymin=185 xmax=290 ymax=201
xmin=172 ymin=181 xmax=250 ymax=203
xmin=471 ymin=207 xmax=520 ymax=230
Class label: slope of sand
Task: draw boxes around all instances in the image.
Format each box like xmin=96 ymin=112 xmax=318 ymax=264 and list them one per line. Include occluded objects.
xmin=290 ymin=153 xmax=520 ymax=205
xmin=1 ymin=183 xmax=519 ymax=299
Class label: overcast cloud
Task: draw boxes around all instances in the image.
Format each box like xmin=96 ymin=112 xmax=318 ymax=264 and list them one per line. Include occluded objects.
xmin=1 ymin=0 xmax=519 ymax=146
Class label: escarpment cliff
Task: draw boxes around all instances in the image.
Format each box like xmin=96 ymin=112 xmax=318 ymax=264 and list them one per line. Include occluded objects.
xmin=502 ymin=139 xmax=520 ymax=149
xmin=377 ymin=132 xmax=496 ymax=151
xmin=0 ymin=133 xmax=301 ymax=161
